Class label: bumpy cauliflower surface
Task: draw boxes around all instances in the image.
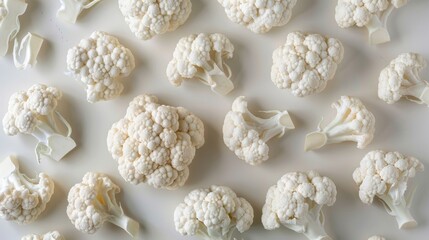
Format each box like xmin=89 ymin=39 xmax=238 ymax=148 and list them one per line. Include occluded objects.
xmin=174 ymin=185 xmax=254 ymax=240
xmin=217 ymin=0 xmax=297 ymax=33
xmin=167 ymin=33 xmax=235 ymax=95
xmin=119 ymin=0 xmax=192 ymax=40
xmin=66 ymin=31 xmax=135 ymax=103
xmin=353 ymin=150 xmax=424 ymax=229
xmin=21 ymin=231 xmax=65 ymax=240
xmin=272 ymin=31 xmax=344 ymax=97
xmin=107 ymin=94 xmax=204 ymax=189
xmin=0 ymin=156 xmax=54 ymax=224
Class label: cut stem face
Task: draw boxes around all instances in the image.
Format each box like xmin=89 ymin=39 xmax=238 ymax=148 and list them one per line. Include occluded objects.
xmin=378 ymin=194 xmax=417 ymax=229
xmin=366 ymin=6 xmax=393 ymax=45
xmin=195 ymin=60 xmax=234 ymax=95
xmin=401 ymin=83 xmax=429 ymax=106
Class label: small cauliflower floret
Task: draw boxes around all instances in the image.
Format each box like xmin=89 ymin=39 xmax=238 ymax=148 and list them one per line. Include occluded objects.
xmin=167 ymin=33 xmax=235 ymax=95
xmin=353 ymin=150 xmax=424 ymax=229
xmin=217 ymin=0 xmax=297 ymax=33
xmin=223 ymin=96 xmax=295 ymax=165
xmin=271 ymin=31 xmax=344 ymax=97
xmin=368 ymin=236 xmax=386 ymax=240
xmin=335 ymin=0 xmax=408 ymax=44
xmin=66 ymin=31 xmax=135 ymax=103
xmin=0 ymin=156 xmax=54 ymax=224
xmin=174 ymin=185 xmax=254 ymax=240
xmin=262 ymin=171 xmax=337 ymax=240
xmin=66 ymin=172 xmax=139 ymax=237
xmin=119 ymin=0 xmax=192 ymax=40
xmin=378 ymin=53 xmax=429 ymax=106
xmin=2 ymin=84 xmax=76 ymax=162
xmin=21 ymin=231 xmax=65 ymax=240
xmin=57 ymin=0 xmax=103 ymax=24
xmin=304 ymin=96 xmax=375 ymax=151
xmin=107 ymin=94 xmax=204 ymax=189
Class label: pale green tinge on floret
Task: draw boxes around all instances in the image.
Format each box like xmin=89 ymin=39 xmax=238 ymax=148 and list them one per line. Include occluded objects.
xmin=119 ymin=0 xmax=192 ymax=40
xmin=107 ymin=94 xmax=204 ymax=189
xmin=0 ymin=156 xmax=54 ymax=224
xmin=271 ymin=31 xmax=344 ymax=97
xmin=174 ymin=185 xmax=254 ymax=240
xmin=304 ymin=96 xmax=375 ymax=151
xmin=2 ymin=84 xmax=76 ymax=163
xmin=223 ymin=96 xmax=295 ymax=165
xmin=21 ymin=230 xmax=65 ymax=240
xmin=378 ymin=53 xmax=429 ymax=106
xmin=335 ymin=0 xmax=408 ymax=44
xmin=217 ymin=0 xmax=297 ymax=34
xmin=262 ymin=171 xmax=336 ymax=240
xmin=353 ymin=150 xmax=424 ymax=229
xmin=57 ymin=0 xmax=103 ymax=24
xmin=167 ymin=33 xmax=235 ymax=95
xmin=66 ymin=172 xmax=139 ymax=237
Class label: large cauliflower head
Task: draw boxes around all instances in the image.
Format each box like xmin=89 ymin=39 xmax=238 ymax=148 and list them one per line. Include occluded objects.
xmin=66 ymin=31 xmax=135 ymax=103
xmin=21 ymin=231 xmax=65 ymax=240
xmin=217 ymin=0 xmax=297 ymax=33
xmin=262 ymin=171 xmax=337 ymax=230
xmin=107 ymin=94 xmax=204 ymax=189
xmin=174 ymin=185 xmax=254 ymax=237
xmin=118 ymin=0 xmax=192 ymax=40
xmin=353 ymin=150 xmax=424 ymax=204
xmin=271 ymin=32 xmax=344 ymax=97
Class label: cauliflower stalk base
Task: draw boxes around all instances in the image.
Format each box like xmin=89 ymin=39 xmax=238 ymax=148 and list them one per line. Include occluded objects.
xmin=0 ymin=0 xmax=27 ymax=56
xmin=397 ymin=68 xmax=429 ymax=106
xmin=193 ymin=57 xmax=234 ymax=96
xmin=284 ymin=205 xmax=332 ymax=240
xmin=365 ymin=5 xmax=393 ymax=45
xmin=57 ymin=0 xmax=102 ymax=24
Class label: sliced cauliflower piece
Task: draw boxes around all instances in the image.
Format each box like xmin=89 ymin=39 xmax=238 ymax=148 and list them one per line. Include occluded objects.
xmin=272 ymin=31 xmax=344 ymax=97
xmin=66 ymin=31 xmax=135 ymax=103
xmin=0 ymin=0 xmax=28 ymax=56
xmin=304 ymin=96 xmax=375 ymax=151
xmin=223 ymin=96 xmax=295 ymax=165
xmin=119 ymin=0 xmax=192 ymax=40
xmin=57 ymin=0 xmax=103 ymax=24
xmin=21 ymin=231 xmax=65 ymax=240
xmin=368 ymin=236 xmax=386 ymax=240
xmin=107 ymin=94 xmax=204 ymax=189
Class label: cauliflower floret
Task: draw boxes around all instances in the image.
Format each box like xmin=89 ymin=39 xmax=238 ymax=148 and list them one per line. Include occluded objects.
xmin=305 ymin=96 xmax=375 ymax=151
xmin=223 ymin=96 xmax=295 ymax=165
xmin=262 ymin=171 xmax=337 ymax=240
xmin=66 ymin=31 xmax=135 ymax=103
xmin=217 ymin=0 xmax=297 ymax=33
xmin=353 ymin=150 xmax=424 ymax=229
xmin=21 ymin=231 xmax=65 ymax=240
xmin=66 ymin=172 xmax=139 ymax=237
xmin=57 ymin=0 xmax=103 ymax=24
xmin=271 ymin=31 xmax=344 ymax=97
xmin=167 ymin=33 xmax=235 ymax=95
xmin=107 ymin=94 xmax=204 ymax=189
xmin=174 ymin=185 xmax=254 ymax=239
xmin=0 ymin=156 xmax=54 ymax=224
xmin=119 ymin=0 xmax=192 ymax=40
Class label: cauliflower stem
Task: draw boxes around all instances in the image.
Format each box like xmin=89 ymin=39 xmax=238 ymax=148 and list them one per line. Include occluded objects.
xmin=377 ymin=190 xmax=417 ymax=229
xmin=57 ymin=0 xmax=102 ymax=24
xmin=193 ymin=54 xmax=233 ymax=95
xmin=285 ymin=205 xmax=332 ymax=240
xmin=397 ymin=66 xmax=429 ymax=105
xmin=366 ymin=5 xmax=393 ymax=45
xmin=196 ymin=224 xmax=236 ymax=240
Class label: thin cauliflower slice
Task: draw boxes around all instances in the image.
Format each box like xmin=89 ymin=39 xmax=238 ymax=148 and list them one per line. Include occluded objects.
xmin=217 ymin=0 xmax=297 ymax=33
xmin=107 ymin=94 xmax=204 ymax=189
xmin=0 ymin=156 xmax=54 ymax=224
xmin=57 ymin=0 xmax=103 ymax=24
xmin=66 ymin=172 xmax=139 ymax=237
xmin=174 ymin=185 xmax=254 ymax=240
xmin=262 ymin=171 xmax=337 ymax=240
xmin=304 ymin=96 xmax=375 ymax=151
xmin=223 ymin=96 xmax=295 ymax=165
xmin=0 ymin=0 xmax=28 ymax=56
xmin=271 ymin=31 xmax=344 ymax=97
xmin=353 ymin=150 xmax=424 ymax=229
xmin=66 ymin=31 xmax=135 ymax=103
xmin=119 ymin=0 xmax=192 ymax=40
xmin=378 ymin=52 xmax=429 ymax=106
xmin=167 ymin=33 xmax=235 ymax=95
xmin=21 ymin=231 xmax=65 ymax=240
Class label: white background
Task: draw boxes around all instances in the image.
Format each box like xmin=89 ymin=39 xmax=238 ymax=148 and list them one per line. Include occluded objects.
xmin=0 ymin=0 xmax=428 ymax=239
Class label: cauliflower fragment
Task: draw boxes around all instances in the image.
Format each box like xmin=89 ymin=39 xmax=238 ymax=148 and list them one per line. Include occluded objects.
xmin=378 ymin=53 xmax=429 ymax=106
xmin=119 ymin=0 xmax=192 ymax=40
xmin=217 ymin=0 xmax=297 ymax=33
xmin=107 ymin=94 xmax=204 ymax=189
xmin=0 ymin=156 xmax=54 ymax=224
xmin=167 ymin=33 xmax=235 ymax=95
xmin=223 ymin=96 xmax=295 ymax=165
xmin=174 ymin=185 xmax=254 ymax=240
xmin=66 ymin=31 xmax=135 ymax=103
xmin=353 ymin=150 xmax=424 ymax=229
xmin=0 ymin=0 xmax=28 ymax=56
xmin=66 ymin=172 xmax=139 ymax=237
xmin=57 ymin=0 xmax=103 ymax=24
xmin=368 ymin=236 xmax=386 ymax=240
xmin=21 ymin=231 xmax=65 ymax=240
xmin=262 ymin=171 xmax=337 ymax=240
xmin=304 ymin=96 xmax=375 ymax=151
xmin=272 ymin=31 xmax=344 ymax=97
